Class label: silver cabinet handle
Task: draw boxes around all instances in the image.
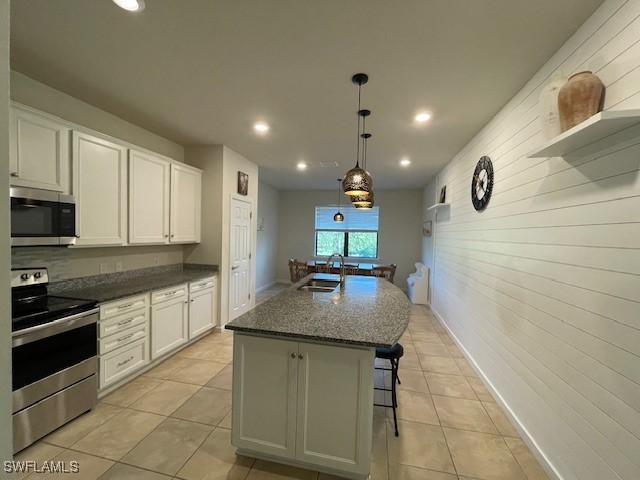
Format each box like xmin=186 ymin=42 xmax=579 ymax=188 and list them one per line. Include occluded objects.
xmin=116 ymin=332 xmax=137 ymax=342
xmin=231 ymin=266 xmax=239 ymax=270
xmin=118 ymin=302 xmax=136 ymax=310
xmin=298 ymin=354 xmax=304 ymax=360
xmin=117 ymin=356 xmax=135 ymax=368
xmin=291 ymin=353 xmax=296 ymax=359
xmin=10 ymin=172 xmax=18 ymax=177
xmin=117 ymin=317 xmax=134 ymax=326
xmin=164 ymin=234 xmax=169 ymax=238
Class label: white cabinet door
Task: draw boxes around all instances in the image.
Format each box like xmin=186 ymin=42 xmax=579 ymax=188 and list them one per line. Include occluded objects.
xmin=170 ymin=163 xmax=201 ymax=243
xmin=150 ymin=297 xmax=189 ymax=359
xmin=189 ymin=287 xmax=217 ymax=338
xmin=295 ymin=343 xmax=374 ymax=475
xmin=10 ymin=106 xmax=70 ymax=192
xmin=232 ymin=334 xmax=298 ymax=458
xmin=72 ymin=131 xmax=127 ymax=246
xmin=129 ymin=149 xmax=170 ymax=244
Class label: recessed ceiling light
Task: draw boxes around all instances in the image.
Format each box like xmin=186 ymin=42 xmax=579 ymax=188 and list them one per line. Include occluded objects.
xmin=112 ymin=0 xmax=145 ymax=12
xmin=296 ymin=162 xmax=307 ymax=171
xmin=253 ymin=122 xmax=270 ymax=134
xmin=400 ymin=158 xmax=411 ymax=167
xmin=414 ymin=112 xmax=432 ymax=123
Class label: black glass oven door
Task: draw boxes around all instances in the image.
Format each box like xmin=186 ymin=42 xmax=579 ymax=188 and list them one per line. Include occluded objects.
xmin=12 ymin=322 xmax=97 ymax=391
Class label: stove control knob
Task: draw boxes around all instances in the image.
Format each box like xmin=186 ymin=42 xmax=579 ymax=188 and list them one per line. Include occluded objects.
xmin=20 ymin=273 xmax=31 ymax=281
xmin=34 ymin=272 xmax=42 ymax=279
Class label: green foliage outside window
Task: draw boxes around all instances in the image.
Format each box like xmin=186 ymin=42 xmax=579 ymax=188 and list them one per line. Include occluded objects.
xmin=315 ymin=231 xmax=377 ymax=258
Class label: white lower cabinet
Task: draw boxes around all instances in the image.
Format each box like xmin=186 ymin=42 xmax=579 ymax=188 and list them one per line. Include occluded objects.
xmin=232 ymin=334 xmax=374 ymax=477
xmin=98 ymin=295 xmax=150 ymax=390
xmin=189 ymin=276 xmax=217 ymax=338
xmin=100 ymin=338 xmax=148 ymax=389
xmin=151 ymin=284 xmax=189 ymax=359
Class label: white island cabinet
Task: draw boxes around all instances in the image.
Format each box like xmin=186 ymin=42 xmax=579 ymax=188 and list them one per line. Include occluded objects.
xmin=232 ymin=333 xmax=374 ymax=479
xmin=226 ymin=275 xmax=410 ymax=480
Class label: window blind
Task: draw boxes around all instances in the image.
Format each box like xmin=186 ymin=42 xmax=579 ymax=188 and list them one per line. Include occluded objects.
xmin=315 ymin=206 xmax=379 ymax=231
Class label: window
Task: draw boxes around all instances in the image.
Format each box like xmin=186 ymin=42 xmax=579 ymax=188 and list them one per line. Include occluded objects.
xmin=314 ymin=206 xmax=379 ymax=258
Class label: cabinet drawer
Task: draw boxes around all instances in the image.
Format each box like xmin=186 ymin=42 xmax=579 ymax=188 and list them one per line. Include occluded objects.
xmin=152 ymin=284 xmax=188 ymax=304
xmin=100 ymin=294 xmax=148 ymax=320
xmin=100 ymin=307 xmax=148 ymax=338
xmin=100 ymin=338 xmax=148 ymax=389
xmin=100 ymin=322 xmax=147 ymax=355
xmin=190 ymin=276 xmax=217 ymax=293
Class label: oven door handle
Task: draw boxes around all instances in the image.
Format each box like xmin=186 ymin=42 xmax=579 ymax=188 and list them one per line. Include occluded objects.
xmin=12 ymin=308 xmax=99 ymax=347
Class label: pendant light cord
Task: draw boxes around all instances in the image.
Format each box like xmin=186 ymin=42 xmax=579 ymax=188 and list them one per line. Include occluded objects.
xmin=362 ymin=115 xmax=367 ymax=170
xmin=355 ymin=83 xmax=362 ymax=168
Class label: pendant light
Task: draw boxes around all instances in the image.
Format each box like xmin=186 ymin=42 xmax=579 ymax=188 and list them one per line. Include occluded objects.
xmin=343 ymin=73 xmax=373 ymax=196
xmin=333 ymin=178 xmax=345 ymax=222
xmin=353 ymin=132 xmax=374 ymax=208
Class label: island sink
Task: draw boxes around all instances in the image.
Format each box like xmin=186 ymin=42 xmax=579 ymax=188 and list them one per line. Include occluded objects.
xmin=297 ymin=277 xmax=340 ymax=292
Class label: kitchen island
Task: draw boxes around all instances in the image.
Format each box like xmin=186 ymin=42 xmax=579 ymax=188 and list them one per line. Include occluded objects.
xmin=225 ymin=274 xmax=410 ymax=479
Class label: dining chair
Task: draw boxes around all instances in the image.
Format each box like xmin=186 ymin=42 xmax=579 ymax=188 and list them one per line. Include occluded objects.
xmin=288 ymin=259 xmax=310 ymax=283
xmin=371 ymin=264 xmax=397 ymax=283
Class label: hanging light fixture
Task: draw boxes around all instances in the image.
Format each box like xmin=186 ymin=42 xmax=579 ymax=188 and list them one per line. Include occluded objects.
xmin=343 ymin=73 xmax=373 ymax=196
xmin=333 ymin=178 xmax=345 ymax=222
xmin=353 ymin=132 xmax=374 ymax=209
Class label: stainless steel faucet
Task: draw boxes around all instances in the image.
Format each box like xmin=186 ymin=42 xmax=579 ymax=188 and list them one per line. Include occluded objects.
xmin=326 ymin=253 xmax=346 ymax=286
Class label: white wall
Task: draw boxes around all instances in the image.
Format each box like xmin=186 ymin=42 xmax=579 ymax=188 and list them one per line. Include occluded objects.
xmin=184 ymin=145 xmax=258 ymax=326
xmin=276 ymin=189 xmax=422 ymax=287
xmin=0 ymin=0 xmax=12 ymax=461
xmin=220 ymin=147 xmax=258 ymax=325
xmin=429 ymin=1 xmax=640 ymax=479
xmin=256 ymin=180 xmax=280 ymax=291
xmin=9 ymin=72 xmax=188 ymax=279
xmin=11 ymin=71 xmax=184 ymax=161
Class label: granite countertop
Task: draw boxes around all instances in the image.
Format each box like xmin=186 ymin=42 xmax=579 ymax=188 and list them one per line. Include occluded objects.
xmin=225 ymin=273 xmax=409 ymax=348
xmin=50 ymin=263 xmax=218 ymax=303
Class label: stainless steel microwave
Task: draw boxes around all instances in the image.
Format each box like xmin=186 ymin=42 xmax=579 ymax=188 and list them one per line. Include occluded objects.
xmin=10 ymin=187 xmax=77 ymax=247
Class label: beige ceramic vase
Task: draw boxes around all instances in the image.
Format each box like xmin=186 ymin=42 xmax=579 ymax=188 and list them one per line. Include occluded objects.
xmin=557 ymin=71 xmax=605 ymax=132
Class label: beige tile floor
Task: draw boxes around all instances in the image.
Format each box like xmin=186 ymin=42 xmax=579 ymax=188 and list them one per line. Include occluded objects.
xmin=16 ymin=305 xmax=549 ymax=480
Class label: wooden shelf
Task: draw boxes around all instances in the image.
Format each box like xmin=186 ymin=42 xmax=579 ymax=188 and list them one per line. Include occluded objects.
xmin=426 ymin=202 xmax=450 ymax=211
xmin=527 ymin=109 xmax=640 ymax=158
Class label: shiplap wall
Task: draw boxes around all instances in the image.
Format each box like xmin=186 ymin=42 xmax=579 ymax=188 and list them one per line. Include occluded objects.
xmin=430 ymin=1 xmax=640 ymax=479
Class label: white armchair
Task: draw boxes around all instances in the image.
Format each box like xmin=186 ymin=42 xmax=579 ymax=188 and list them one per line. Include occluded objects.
xmin=407 ymin=263 xmax=429 ymax=305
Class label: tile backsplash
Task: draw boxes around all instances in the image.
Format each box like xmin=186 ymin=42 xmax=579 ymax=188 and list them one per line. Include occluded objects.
xmin=11 ymin=245 xmax=184 ymax=282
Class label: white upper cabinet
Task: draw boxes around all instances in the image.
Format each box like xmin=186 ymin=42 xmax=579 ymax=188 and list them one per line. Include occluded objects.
xmin=73 ymin=131 xmax=128 ymax=246
xmin=129 ymin=150 xmax=171 ymax=244
xmin=170 ymin=163 xmax=202 ymax=243
xmin=10 ymin=105 xmax=70 ymax=192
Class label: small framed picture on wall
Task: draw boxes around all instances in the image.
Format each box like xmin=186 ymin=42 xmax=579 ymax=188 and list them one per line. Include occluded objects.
xmin=422 ymin=220 xmax=433 ymax=237
xmin=237 ymin=171 xmax=249 ymax=196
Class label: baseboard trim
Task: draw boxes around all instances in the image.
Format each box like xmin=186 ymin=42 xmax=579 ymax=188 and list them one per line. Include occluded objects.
xmin=430 ymin=306 xmax=562 ymax=480
xmin=256 ymin=281 xmax=276 ymax=293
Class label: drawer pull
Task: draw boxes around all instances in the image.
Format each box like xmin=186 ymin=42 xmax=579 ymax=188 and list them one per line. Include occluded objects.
xmin=117 ymin=356 xmax=135 ymax=368
xmin=163 ymin=290 xmax=179 ymax=297
xmin=117 ymin=333 xmax=135 ymax=342
xmin=117 ymin=318 xmax=134 ymax=326
xmin=118 ymin=303 xmax=134 ymax=310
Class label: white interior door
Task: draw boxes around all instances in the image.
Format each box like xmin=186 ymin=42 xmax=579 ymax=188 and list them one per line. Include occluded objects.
xmin=229 ymin=197 xmax=252 ymax=321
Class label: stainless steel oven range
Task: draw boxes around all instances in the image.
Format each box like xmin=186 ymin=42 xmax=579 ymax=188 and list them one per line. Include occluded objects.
xmin=11 ymin=268 xmax=98 ymax=453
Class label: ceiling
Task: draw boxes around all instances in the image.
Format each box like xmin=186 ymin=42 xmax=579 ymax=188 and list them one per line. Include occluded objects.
xmin=10 ymin=0 xmax=603 ymax=190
